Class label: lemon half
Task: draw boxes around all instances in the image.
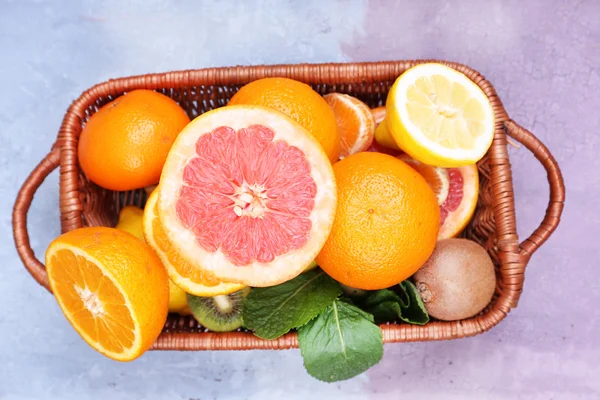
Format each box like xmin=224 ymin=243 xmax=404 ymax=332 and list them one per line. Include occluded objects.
xmin=387 ymin=63 xmax=495 ymax=167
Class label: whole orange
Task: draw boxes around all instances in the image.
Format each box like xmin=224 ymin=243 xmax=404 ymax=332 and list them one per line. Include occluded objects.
xmin=228 ymin=77 xmax=340 ymax=162
xmin=78 ymin=89 xmax=190 ymax=191
xmin=316 ymin=152 xmax=440 ymax=290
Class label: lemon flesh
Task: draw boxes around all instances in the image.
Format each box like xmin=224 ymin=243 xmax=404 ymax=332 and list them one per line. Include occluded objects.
xmin=387 ymin=63 xmax=495 ymax=167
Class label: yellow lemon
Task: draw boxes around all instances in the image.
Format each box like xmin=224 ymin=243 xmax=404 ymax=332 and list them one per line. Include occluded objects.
xmin=386 ymin=63 xmax=495 ymax=167
xmin=168 ymin=280 xmax=191 ymax=315
xmin=115 ymin=206 xmax=145 ymax=241
xmin=373 ymin=118 xmax=400 ymax=150
xmin=116 ymin=204 xmax=193 ymax=314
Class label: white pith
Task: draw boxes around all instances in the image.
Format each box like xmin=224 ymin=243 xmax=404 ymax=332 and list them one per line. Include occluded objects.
xmin=438 ymin=164 xmax=479 ymax=238
xmin=75 ymin=285 xmax=105 ymax=317
xmin=434 ymin=167 xmax=450 ymax=204
xmin=231 ymin=182 xmax=269 ymax=218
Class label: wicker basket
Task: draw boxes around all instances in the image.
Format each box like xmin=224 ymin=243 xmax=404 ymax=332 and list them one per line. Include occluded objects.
xmin=12 ymin=60 xmax=565 ymax=351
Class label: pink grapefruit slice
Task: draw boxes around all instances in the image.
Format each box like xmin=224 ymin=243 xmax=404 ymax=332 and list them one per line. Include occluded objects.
xmin=158 ymin=105 xmax=337 ymax=287
xmin=397 ymin=153 xmax=479 ymax=239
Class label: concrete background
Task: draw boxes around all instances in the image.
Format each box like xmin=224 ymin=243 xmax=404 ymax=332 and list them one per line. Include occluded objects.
xmin=0 ymin=0 xmax=597 ymax=399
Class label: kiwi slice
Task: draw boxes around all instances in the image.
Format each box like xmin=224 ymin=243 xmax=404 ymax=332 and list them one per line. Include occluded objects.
xmin=187 ymin=287 xmax=250 ymax=332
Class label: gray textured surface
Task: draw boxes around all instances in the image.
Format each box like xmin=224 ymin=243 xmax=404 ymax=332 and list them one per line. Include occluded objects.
xmin=0 ymin=0 xmax=596 ymax=399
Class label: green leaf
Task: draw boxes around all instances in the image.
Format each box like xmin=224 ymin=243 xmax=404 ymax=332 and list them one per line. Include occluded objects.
xmin=242 ymin=270 xmax=341 ymax=339
xmin=398 ymin=280 xmax=429 ymax=325
xmin=298 ymin=299 xmax=383 ymax=382
xmin=363 ymin=281 xmax=429 ymax=325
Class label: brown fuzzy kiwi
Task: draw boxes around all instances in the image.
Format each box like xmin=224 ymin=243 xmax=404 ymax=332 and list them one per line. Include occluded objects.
xmin=412 ymin=238 xmax=496 ymax=321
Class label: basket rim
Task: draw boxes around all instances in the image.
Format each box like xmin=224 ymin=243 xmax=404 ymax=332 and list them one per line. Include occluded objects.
xmin=13 ymin=60 xmax=565 ymax=350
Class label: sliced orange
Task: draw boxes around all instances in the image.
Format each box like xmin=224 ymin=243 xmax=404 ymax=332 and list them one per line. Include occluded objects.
xmin=45 ymin=227 xmax=169 ymax=361
xmin=397 ymin=154 xmax=479 ymax=239
xmin=324 ymin=93 xmax=375 ymax=158
xmin=158 ymin=105 xmax=337 ymax=287
xmin=143 ymin=190 xmax=245 ymax=296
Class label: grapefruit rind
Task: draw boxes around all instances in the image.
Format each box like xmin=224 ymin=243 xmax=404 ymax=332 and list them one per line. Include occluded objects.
xmin=398 ymin=154 xmax=479 ymax=239
xmin=438 ymin=164 xmax=479 ymax=239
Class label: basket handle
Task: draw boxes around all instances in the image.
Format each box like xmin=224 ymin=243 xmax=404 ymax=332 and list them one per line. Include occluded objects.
xmin=504 ymin=120 xmax=565 ymax=258
xmin=12 ymin=147 xmax=61 ymax=292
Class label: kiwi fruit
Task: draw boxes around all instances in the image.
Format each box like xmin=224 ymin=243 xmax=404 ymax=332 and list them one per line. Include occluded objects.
xmin=412 ymin=238 xmax=496 ymax=321
xmin=187 ymin=287 xmax=250 ymax=332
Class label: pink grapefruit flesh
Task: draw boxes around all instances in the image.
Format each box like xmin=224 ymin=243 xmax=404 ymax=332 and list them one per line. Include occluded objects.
xmin=397 ymin=154 xmax=478 ymax=239
xmin=158 ymin=105 xmax=337 ymax=287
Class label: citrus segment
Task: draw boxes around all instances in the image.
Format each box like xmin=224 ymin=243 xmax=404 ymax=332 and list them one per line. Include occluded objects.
xmin=323 ymin=93 xmax=375 ymax=158
xmin=50 ymin=249 xmax=136 ymax=354
xmin=398 ymin=154 xmax=479 ymax=239
xmin=159 ymin=105 xmax=337 ymax=287
xmin=143 ymin=190 xmax=245 ymax=296
xmin=387 ymin=63 xmax=494 ymax=167
xmin=45 ymin=227 xmax=169 ymax=361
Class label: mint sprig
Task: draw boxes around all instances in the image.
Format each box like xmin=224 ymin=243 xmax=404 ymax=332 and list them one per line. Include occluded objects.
xmin=244 ymin=270 xmax=429 ymax=382
xmin=298 ymin=299 xmax=383 ymax=382
xmin=243 ymin=269 xmax=341 ymax=339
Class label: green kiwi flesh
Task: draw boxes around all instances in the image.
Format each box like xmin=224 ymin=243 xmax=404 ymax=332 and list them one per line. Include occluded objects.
xmin=187 ymin=287 xmax=251 ymax=332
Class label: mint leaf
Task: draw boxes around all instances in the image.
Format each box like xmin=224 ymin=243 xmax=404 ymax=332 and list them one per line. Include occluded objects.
xmin=363 ymin=292 xmax=403 ymax=323
xmin=364 ymin=281 xmax=429 ymax=325
xmin=298 ymin=299 xmax=383 ymax=382
xmin=398 ymin=280 xmax=429 ymax=325
xmin=243 ymin=270 xmax=341 ymax=339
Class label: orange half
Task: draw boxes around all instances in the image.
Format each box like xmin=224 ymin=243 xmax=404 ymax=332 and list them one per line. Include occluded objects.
xmin=45 ymin=227 xmax=169 ymax=361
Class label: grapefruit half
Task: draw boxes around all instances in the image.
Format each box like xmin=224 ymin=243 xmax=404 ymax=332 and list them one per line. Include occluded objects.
xmin=397 ymin=154 xmax=479 ymax=239
xmin=158 ymin=105 xmax=337 ymax=287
